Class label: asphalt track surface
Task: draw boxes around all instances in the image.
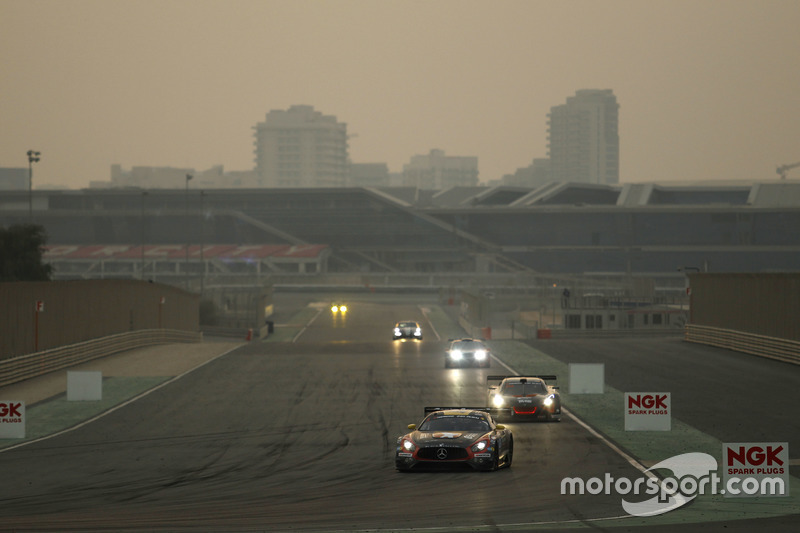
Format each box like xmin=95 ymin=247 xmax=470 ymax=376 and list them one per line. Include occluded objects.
xmin=0 ymin=295 xmax=797 ymax=532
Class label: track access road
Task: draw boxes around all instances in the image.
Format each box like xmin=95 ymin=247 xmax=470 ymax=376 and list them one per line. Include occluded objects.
xmin=0 ymin=298 xmax=797 ymax=532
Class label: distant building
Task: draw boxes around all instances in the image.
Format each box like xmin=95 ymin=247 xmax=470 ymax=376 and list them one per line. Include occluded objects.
xmin=103 ymin=164 xmax=195 ymax=189
xmin=402 ymin=149 xmax=479 ymax=189
xmin=0 ymin=168 xmax=28 ymax=190
xmin=548 ymin=89 xmax=619 ymax=185
xmin=501 ymin=158 xmax=552 ymax=187
xmin=253 ymin=105 xmax=349 ymax=188
xmin=90 ymin=165 xmax=258 ymax=189
xmin=349 ymin=163 xmax=390 ymax=187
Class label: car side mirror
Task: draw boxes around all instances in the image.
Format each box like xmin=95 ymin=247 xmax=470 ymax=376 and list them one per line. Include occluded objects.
xmin=407 ymin=424 xmax=416 ymax=430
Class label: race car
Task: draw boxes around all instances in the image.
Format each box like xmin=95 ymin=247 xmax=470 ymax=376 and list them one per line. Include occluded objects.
xmin=330 ymin=302 xmax=348 ymax=313
xmin=393 ymin=321 xmax=423 ymax=340
xmin=487 ymin=375 xmax=562 ymax=421
xmin=395 ymin=407 xmax=513 ymax=471
xmin=445 ymin=338 xmax=490 ymax=368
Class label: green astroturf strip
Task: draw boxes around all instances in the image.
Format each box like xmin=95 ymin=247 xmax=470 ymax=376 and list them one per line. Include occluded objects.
xmin=0 ymin=376 xmax=170 ymax=448
xmin=481 ymin=338 xmax=799 ymax=528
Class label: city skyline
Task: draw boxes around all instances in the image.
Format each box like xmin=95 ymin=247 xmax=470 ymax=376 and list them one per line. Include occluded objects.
xmin=1 ymin=0 xmax=799 ymax=189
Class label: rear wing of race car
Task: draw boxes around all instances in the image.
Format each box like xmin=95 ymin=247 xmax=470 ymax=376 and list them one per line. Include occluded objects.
xmin=486 ymin=374 xmax=559 ymax=390
xmin=424 ymin=406 xmax=492 ymax=414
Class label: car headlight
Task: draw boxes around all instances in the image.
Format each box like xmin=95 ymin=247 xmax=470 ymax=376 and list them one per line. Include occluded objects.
xmin=339 ymin=305 xmax=347 ymax=312
xmin=474 ymin=349 xmax=487 ymax=360
xmin=450 ymin=350 xmax=463 ymax=360
xmin=471 ymin=440 xmax=489 ymax=452
xmin=544 ymin=395 xmax=554 ymax=407
xmin=402 ymin=439 xmax=415 ymax=452
xmin=492 ymin=394 xmax=504 ymax=408
xmin=394 ymin=328 xmax=401 ymax=335
xmin=415 ymin=328 xmax=422 ymax=336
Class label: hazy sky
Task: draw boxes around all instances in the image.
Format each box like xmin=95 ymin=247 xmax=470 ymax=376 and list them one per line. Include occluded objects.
xmin=2 ymin=0 xmax=799 ymax=189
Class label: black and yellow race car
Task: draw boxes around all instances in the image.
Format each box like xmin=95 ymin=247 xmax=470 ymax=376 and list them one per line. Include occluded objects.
xmin=487 ymin=375 xmax=562 ymax=422
xmin=395 ymin=407 xmax=513 ymax=471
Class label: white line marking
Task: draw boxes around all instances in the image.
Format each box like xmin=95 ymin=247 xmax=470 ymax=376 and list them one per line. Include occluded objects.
xmin=1 ymin=344 xmax=242 ymax=453
xmin=418 ymin=306 xmax=441 ymax=341
xmin=292 ymin=305 xmax=324 ymax=343
xmin=492 ymin=352 xmax=654 ymax=480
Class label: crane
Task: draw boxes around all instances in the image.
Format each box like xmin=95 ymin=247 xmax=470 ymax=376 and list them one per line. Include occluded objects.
xmin=776 ymin=161 xmax=800 ymax=180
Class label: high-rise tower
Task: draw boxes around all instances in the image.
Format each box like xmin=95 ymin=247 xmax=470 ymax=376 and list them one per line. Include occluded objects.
xmin=547 ymin=89 xmax=619 ymax=185
xmin=253 ymin=105 xmax=349 ymax=187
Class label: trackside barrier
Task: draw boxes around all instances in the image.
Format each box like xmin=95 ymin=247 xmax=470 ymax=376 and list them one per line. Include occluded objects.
xmin=548 ymin=328 xmax=683 ymax=339
xmin=0 ymin=329 xmax=202 ymax=388
xmin=684 ymin=324 xmax=800 ymax=366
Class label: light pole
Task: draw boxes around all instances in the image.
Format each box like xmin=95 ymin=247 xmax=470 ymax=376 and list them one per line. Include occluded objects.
xmin=140 ymin=191 xmax=148 ymax=279
xmin=27 ymin=150 xmax=40 ymax=219
xmin=185 ymin=174 xmax=193 ymax=289
xmin=200 ymin=190 xmax=206 ymax=295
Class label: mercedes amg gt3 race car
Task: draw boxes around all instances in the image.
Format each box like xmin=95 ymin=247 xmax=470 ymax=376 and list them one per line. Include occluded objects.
xmin=395 ymin=407 xmax=512 ymax=471
xmin=487 ymin=375 xmax=562 ymax=422
xmin=445 ymin=338 xmax=491 ymax=368
xmin=393 ymin=321 xmax=423 ymax=340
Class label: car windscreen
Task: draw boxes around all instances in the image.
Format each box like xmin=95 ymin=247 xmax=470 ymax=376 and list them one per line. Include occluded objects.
xmin=419 ymin=415 xmax=490 ymax=432
xmin=501 ymin=381 xmax=547 ymax=395
xmin=453 ymin=341 xmax=482 ymax=351
xmin=399 ymin=322 xmax=417 ymax=327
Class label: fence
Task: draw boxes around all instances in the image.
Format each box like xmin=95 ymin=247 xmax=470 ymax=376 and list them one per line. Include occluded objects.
xmin=0 ymin=329 xmax=202 ymax=388
xmin=684 ymin=324 xmax=800 ymax=365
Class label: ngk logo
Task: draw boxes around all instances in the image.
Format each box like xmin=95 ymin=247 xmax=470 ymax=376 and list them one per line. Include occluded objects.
xmin=724 ymin=443 xmax=788 ymax=479
xmin=0 ymin=402 xmax=23 ymax=418
xmin=624 ymin=392 xmax=671 ymax=431
xmin=727 ymin=445 xmax=784 ymax=467
xmin=0 ymin=400 xmax=26 ymax=439
xmin=627 ymin=394 xmax=668 ymax=410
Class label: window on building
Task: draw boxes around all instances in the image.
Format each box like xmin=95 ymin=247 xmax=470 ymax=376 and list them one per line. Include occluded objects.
xmin=566 ymin=315 xmax=581 ymax=329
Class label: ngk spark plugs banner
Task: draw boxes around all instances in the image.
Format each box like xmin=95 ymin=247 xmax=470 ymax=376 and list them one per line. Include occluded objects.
xmin=624 ymin=392 xmax=671 ymax=431
xmin=0 ymin=401 xmax=26 ymax=439
xmin=723 ymin=442 xmax=789 ymax=497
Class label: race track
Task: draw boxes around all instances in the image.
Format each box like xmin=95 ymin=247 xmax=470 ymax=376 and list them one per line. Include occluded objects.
xmin=0 ymin=296 xmax=797 ymax=532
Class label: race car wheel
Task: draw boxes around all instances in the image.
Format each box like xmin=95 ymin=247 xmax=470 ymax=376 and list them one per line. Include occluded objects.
xmin=504 ymin=438 xmax=513 ymax=468
xmin=445 ymin=359 xmax=451 ymax=368
xmin=490 ymin=447 xmax=500 ymax=471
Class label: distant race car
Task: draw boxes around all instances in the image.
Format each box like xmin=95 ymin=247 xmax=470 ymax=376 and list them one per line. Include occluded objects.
xmin=487 ymin=375 xmax=562 ymax=421
xmin=330 ymin=302 xmax=348 ymax=313
xmin=445 ymin=338 xmax=490 ymax=368
xmin=395 ymin=407 xmax=513 ymax=472
xmin=393 ymin=321 xmax=423 ymax=340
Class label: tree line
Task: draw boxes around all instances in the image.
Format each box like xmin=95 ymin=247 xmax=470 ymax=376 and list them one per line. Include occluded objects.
xmin=0 ymin=224 xmax=52 ymax=282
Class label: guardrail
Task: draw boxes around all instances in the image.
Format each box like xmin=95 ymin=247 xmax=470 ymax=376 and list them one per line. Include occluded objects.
xmin=0 ymin=329 xmax=202 ymax=388
xmin=548 ymin=327 xmax=685 ymax=339
xmin=684 ymin=324 xmax=800 ymax=365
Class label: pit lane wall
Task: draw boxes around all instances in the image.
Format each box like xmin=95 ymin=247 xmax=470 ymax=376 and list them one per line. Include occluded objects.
xmin=0 ymin=279 xmax=200 ymax=360
xmin=685 ymin=272 xmax=800 ymax=364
